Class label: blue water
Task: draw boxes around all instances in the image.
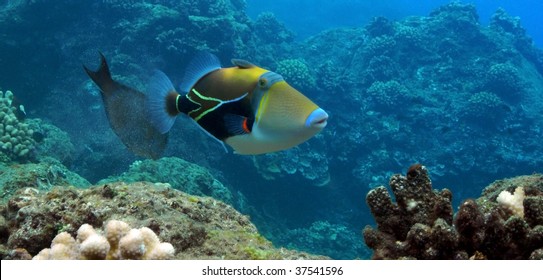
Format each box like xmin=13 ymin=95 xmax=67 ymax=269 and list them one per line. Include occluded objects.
xmin=0 ymin=0 xmax=542 ymax=260
xmin=247 ymin=0 xmax=543 ymax=47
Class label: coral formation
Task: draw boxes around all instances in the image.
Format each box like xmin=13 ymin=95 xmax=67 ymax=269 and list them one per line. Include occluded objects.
xmin=484 ymin=62 xmax=525 ymax=103
xmin=26 ymin=119 xmax=76 ymax=167
xmin=275 ymin=58 xmax=316 ymax=90
xmin=462 ymin=91 xmax=505 ymax=123
xmin=0 ymin=181 xmax=328 ymax=260
xmin=280 ymin=220 xmax=369 ymax=260
xmin=0 ymin=90 xmax=35 ymax=162
xmin=363 ymin=164 xmax=543 ymax=259
xmin=497 ymin=186 xmax=525 ymax=218
xmin=253 ymin=12 xmax=295 ymax=44
xmin=33 ymin=220 xmax=175 ymax=260
xmin=366 ymin=80 xmax=410 ymax=110
xmin=252 ymin=146 xmax=330 ymax=187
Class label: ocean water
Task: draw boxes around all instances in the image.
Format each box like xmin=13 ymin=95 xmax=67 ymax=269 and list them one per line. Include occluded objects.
xmin=247 ymin=0 xmax=543 ymax=47
xmin=0 ymin=0 xmax=542 ymax=260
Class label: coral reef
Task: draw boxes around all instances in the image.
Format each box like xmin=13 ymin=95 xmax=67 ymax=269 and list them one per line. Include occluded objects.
xmin=252 ymin=146 xmax=330 ymax=187
xmin=275 ymin=58 xmax=316 ymax=90
xmin=26 ymin=119 xmax=76 ymax=167
xmin=252 ymin=12 xmax=295 ymax=44
xmin=1 ymin=1 xmax=543 ymax=260
xmin=363 ymin=164 xmax=543 ymax=259
xmin=33 ymin=220 xmax=175 ymax=260
xmin=280 ymin=220 xmax=369 ymax=260
xmin=99 ymin=157 xmax=235 ymax=205
xmin=461 ymin=91 xmax=505 ymax=124
xmin=484 ymin=62 xmax=526 ymax=103
xmin=366 ymin=80 xmax=410 ymax=110
xmin=0 ymin=181 xmax=328 ymax=260
xmin=0 ymin=90 xmax=35 ymax=162
xmin=0 ymin=161 xmax=89 ymax=202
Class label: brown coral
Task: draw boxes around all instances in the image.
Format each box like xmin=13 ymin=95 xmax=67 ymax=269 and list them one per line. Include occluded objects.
xmin=363 ymin=164 xmax=543 ymax=259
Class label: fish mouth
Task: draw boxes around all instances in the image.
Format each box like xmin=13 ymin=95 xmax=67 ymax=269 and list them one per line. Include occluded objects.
xmin=305 ymin=108 xmax=328 ymax=129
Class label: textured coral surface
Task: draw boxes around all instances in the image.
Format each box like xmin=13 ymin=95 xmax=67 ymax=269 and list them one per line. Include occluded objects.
xmin=363 ymin=164 xmax=543 ymax=259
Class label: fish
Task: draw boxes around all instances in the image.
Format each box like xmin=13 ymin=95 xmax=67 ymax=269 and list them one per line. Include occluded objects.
xmin=83 ymin=53 xmax=168 ymax=159
xmin=147 ymin=52 xmax=328 ymax=155
xmin=83 ymin=52 xmax=328 ymax=157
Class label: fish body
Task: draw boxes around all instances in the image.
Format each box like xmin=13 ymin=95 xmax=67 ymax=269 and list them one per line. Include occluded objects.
xmin=83 ymin=53 xmax=167 ymax=158
xmin=147 ymin=52 xmax=328 ymax=155
xmin=84 ymin=52 xmax=327 ymax=157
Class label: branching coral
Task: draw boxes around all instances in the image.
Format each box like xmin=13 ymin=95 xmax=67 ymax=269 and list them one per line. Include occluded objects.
xmin=33 ymin=220 xmax=175 ymax=260
xmin=363 ymin=164 xmax=543 ymax=259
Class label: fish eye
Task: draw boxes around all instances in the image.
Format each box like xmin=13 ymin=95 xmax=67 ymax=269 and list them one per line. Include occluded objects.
xmin=258 ymin=78 xmax=268 ymax=88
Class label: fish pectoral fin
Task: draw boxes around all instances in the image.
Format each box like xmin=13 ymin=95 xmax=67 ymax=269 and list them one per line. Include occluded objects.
xmin=224 ymin=114 xmax=253 ymax=136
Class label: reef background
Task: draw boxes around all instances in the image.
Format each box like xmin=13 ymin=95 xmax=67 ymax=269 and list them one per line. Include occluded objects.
xmin=0 ymin=1 xmax=542 ymax=259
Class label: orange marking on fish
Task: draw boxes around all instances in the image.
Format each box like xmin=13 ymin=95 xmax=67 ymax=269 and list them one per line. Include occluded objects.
xmin=242 ymin=118 xmax=251 ymax=133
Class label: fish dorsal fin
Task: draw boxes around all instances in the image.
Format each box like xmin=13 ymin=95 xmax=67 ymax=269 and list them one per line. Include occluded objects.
xmin=180 ymin=52 xmax=221 ymax=93
xmin=231 ymin=59 xmax=255 ymax=69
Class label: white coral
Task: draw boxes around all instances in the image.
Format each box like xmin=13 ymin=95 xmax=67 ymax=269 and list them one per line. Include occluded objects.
xmin=33 ymin=220 xmax=175 ymax=260
xmin=496 ymin=186 xmax=525 ymax=218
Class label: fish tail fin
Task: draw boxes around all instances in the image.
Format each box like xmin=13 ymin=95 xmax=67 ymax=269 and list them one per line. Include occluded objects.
xmin=83 ymin=52 xmax=117 ymax=93
xmin=146 ymin=70 xmax=179 ymax=134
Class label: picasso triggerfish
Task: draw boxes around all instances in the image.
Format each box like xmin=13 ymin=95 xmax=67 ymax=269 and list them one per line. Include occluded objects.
xmin=84 ymin=52 xmax=328 ymax=157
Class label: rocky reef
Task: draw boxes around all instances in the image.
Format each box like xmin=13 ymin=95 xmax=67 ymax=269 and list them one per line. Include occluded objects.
xmin=99 ymin=157 xmax=237 ymax=206
xmin=0 ymin=181 xmax=327 ymax=260
xmin=363 ymin=164 xmax=543 ymax=260
xmin=251 ymin=145 xmax=330 ymax=187
xmin=0 ymin=161 xmax=90 ymax=202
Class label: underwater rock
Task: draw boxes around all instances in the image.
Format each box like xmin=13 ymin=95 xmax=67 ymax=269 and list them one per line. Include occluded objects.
xmin=98 ymin=157 xmax=235 ymax=205
xmin=363 ymin=164 xmax=543 ymax=259
xmin=0 ymin=161 xmax=90 ymax=202
xmin=1 ymin=181 xmax=328 ymax=260
xmin=25 ymin=119 xmax=76 ymax=167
